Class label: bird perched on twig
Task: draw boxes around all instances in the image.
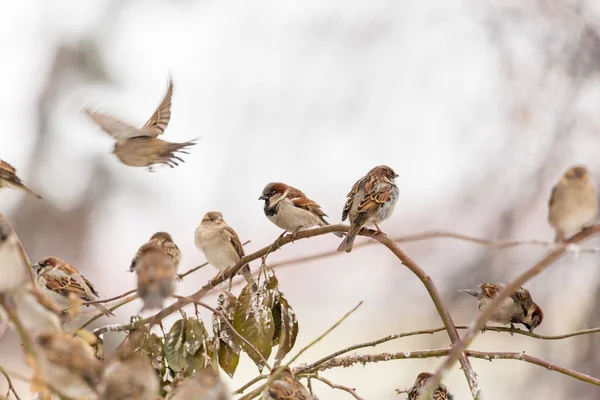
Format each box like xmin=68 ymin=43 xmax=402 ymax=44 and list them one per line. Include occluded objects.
xmin=84 ymin=78 xmax=196 ymax=171
xmin=337 ymin=165 xmax=399 ymax=252
xmin=259 ymin=182 xmax=344 ymax=241
xmin=459 ymin=283 xmax=543 ymax=332
xmin=0 ymin=160 xmax=43 ymax=199
xmin=135 ymin=244 xmax=177 ymax=310
xmin=195 ymin=211 xmax=253 ymax=286
xmin=169 ymin=367 xmax=231 ymax=400
xmin=262 ymin=367 xmax=313 ymax=400
xmin=406 ymin=372 xmax=453 ymax=400
xmin=98 ymin=353 xmax=160 ymax=400
xmin=548 ymin=165 xmax=598 ymax=242
xmin=0 ymin=219 xmax=31 ymax=292
xmin=130 ymin=231 xmax=181 ymax=272
xmin=32 ymin=256 xmax=114 ymax=318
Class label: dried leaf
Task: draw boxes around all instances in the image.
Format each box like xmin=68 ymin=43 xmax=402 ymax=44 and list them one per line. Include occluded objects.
xmin=274 ymin=296 xmax=299 ymax=363
xmin=165 ymin=319 xmax=186 ymax=372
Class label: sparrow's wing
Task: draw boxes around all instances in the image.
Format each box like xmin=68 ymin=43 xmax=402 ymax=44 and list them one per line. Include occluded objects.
xmin=291 ymin=193 xmax=328 ymax=221
xmin=433 ymin=387 xmax=452 ymax=400
xmin=548 ymin=184 xmax=558 ymax=208
xmin=223 ymin=225 xmax=245 ymax=259
xmin=0 ymin=161 xmax=43 ymax=199
xmin=0 ymin=160 xmax=16 ymax=175
xmin=355 ymin=175 xmax=393 ymax=218
xmin=161 ymin=240 xmax=181 ymax=267
xmin=84 ymin=110 xmax=141 ymax=140
xmin=510 ymin=286 xmax=533 ymax=306
xmin=479 ymin=283 xmax=502 ymax=299
xmin=80 ymin=274 xmax=100 ymax=298
xmin=341 ymin=175 xmax=368 ymax=221
xmin=41 ymin=269 xmax=90 ymax=300
xmin=139 ymin=78 xmax=173 ymax=137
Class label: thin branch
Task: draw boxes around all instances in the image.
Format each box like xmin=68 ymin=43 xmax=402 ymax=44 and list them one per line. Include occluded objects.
xmin=92 ymin=322 xmax=135 ymax=337
xmin=83 ymin=289 xmax=136 ymax=305
xmin=1 ymin=367 xmax=80 ymax=400
xmin=419 ymin=224 xmax=600 ymax=400
xmin=0 ymin=365 xmax=22 ymax=400
xmin=232 ymin=374 xmax=268 ymax=395
xmin=77 ymin=294 xmax=137 ymax=331
xmin=310 ymin=374 xmax=364 ymax=400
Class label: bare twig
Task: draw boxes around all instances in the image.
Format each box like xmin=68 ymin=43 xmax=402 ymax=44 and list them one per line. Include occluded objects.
xmin=0 ymin=364 xmax=22 ymax=400
xmin=310 ymin=374 xmax=364 ymax=400
xmin=78 ymin=294 xmax=137 ymax=330
xmin=83 ymin=289 xmax=136 ymax=305
xmin=232 ymin=374 xmax=268 ymax=395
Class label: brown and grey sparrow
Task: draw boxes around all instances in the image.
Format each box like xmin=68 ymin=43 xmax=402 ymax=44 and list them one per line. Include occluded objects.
xmin=548 ymin=165 xmax=598 ymax=242
xmin=259 ymin=182 xmax=344 ymax=240
xmin=194 ymin=211 xmax=253 ymax=284
xmin=98 ymin=353 xmax=160 ymax=400
xmin=459 ymin=283 xmax=543 ymax=332
xmin=84 ymin=78 xmax=196 ymax=171
xmin=0 ymin=219 xmax=31 ymax=292
xmin=135 ymin=244 xmax=177 ymax=310
xmin=169 ymin=367 xmax=231 ymax=400
xmin=0 ymin=160 xmax=42 ymax=199
xmin=262 ymin=368 xmax=313 ymax=400
xmin=337 ymin=165 xmax=399 ymax=252
xmin=130 ymin=231 xmax=181 ymax=272
xmin=32 ymin=256 xmax=114 ymax=317
xmin=407 ymin=372 xmax=453 ymax=400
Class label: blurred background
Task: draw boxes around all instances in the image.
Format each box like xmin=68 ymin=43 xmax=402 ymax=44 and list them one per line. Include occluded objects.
xmin=2 ymin=0 xmax=600 ymax=398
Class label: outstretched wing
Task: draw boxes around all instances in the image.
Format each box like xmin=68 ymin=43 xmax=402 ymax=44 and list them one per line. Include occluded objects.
xmin=139 ymin=78 xmax=174 ymax=137
xmin=84 ymin=109 xmax=141 ymax=140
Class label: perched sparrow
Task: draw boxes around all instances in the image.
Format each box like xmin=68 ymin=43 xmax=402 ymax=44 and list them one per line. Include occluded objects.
xmin=407 ymin=372 xmax=453 ymax=400
xmin=135 ymin=244 xmax=177 ymax=310
xmin=195 ymin=211 xmax=253 ymax=284
xmin=130 ymin=231 xmax=181 ymax=272
xmin=0 ymin=160 xmax=42 ymax=199
xmin=11 ymin=283 xmax=62 ymax=337
xmin=0 ymin=219 xmax=31 ymax=292
xmin=459 ymin=283 xmax=543 ymax=332
xmin=259 ymin=182 xmax=344 ymax=240
xmin=32 ymin=256 xmax=114 ymax=317
xmin=84 ymin=78 xmax=196 ymax=171
xmin=263 ymin=368 xmax=313 ymax=400
xmin=169 ymin=367 xmax=231 ymax=400
xmin=98 ymin=353 xmax=160 ymax=400
xmin=337 ymin=165 xmax=399 ymax=252
xmin=548 ymin=165 xmax=598 ymax=242
xmin=34 ymin=330 xmax=103 ymax=400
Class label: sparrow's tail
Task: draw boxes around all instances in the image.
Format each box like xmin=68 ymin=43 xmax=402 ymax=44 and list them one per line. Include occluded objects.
xmin=9 ymin=181 xmax=43 ymax=199
xmin=160 ymin=139 xmax=198 ymax=168
xmin=92 ymin=302 xmax=115 ymax=317
xmin=140 ymin=290 xmax=167 ymax=311
xmin=336 ymin=224 xmax=361 ymax=253
xmin=554 ymin=230 xmax=565 ymax=243
xmin=240 ymin=264 xmax=253 ymax=283
xmin=319 ymin=218 xmax=345 ymax=238
xmin=458 ymin=289 xmax=480 ymax=297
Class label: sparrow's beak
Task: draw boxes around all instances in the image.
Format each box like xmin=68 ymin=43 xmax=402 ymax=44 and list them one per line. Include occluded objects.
xmin=394 ymin=173 xmax=399 ymax=178
xmin=31 ymin=263 xmax=41 ymax=272
xmin=259 ymin=194 xmax=268 ymax=201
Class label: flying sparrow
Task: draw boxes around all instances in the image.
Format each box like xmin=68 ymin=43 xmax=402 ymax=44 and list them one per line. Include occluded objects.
xmin=263 ymin=367 xmax=313 ymax=400
xmin=337 ymin=165 xmax=399 ymax=252
xmin=135 ymin=244 xmax=177 ymax=310
xmin=407 ymin=372 xmax=453 ymax=400
xmin=130 ymin=231 xmax=181 ymax=272
xmin=459 ymin=283 xmax=543 ymax=332
xmin=98 ymin=353 xmax=160 ymax=400
xmin=84 ymin=78 xmax=196 ymax=171
xmin=548 ymin=165 xmax=598 ymax=242
xmin=169 ymin=367 xmax=231 ymax=400
xmin=0 ymin=219 xmax=32 ymax=292
xmin=259 ymin=182 xmax=344 ymax=240
xmin=32 ymin=256 xmax=114 ymax=317
xmin=0 ymin=159 xmax=43 ymax=199
xmin=195 ymin=211 xmax=253 ymax=285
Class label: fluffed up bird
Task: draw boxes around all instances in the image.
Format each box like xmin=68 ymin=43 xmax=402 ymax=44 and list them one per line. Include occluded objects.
xmin=195 ymin=211 xmax=253 ymax=285
xmin=259 ymin=182 xmax=344 ymax=240
xmin=135 ymin=244 xmax=177 ymax=310
xmin=130 ymin=231 xmax=181 ymax=272
xmin=169 ymin=367 xmax=231 ymax=400
xmin=0 ymin=160 xmax=42 ymax=199
xmin=459 ymin=283 xmax=543 ymax=332
xmin=32 ymin=256 xmax=114 ymax=318
xmin=84 ymin=78 xmax=196 ymax=171
xmin=0 ymin=219 xmax=31 ymax=292
xmin=98 ymin=353 xmax=160 ymax=400
xmin=337 ymin=165 xmax=399 ymax=252
xmin=407 ymin=372 xmax=453 ymax=400
xmin=548 ymin=165 xmax=598 ymax=242
xmin=262 ymin=367 xmax=313 ymax=400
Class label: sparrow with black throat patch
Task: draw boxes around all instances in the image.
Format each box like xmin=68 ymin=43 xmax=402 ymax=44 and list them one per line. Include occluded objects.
xmin=406 ymin=372 xmax=453 ymax=400
xmin=548 ymin=165 xmax=598 ymax=242
xmin=84 ymin=77 xmax=196 ymax=171
xmin=0 ymin=160 xmax=42 ymax=199
xmin=130 ymin=231 xmax=181 ymax=272
xmin=459 ymin=283 xmax=543 ymax=333
xmin=337 ymin=165 xmax=399 ymax=252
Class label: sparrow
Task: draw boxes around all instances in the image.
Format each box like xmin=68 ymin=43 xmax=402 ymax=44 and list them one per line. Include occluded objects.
xmin=407 ymin=372 xmax=453 ymax=400
xmin=34 ymin=330 xmax=103 ymax=400
xmin=548 ymin=165 xmax=598 ymax=242
xmin=84 ymin=78 xmax=196 ymax=171
xmin=337 ymin=165 xmax=399 ymax=252
xmin=135 ymin=243 xmax=177 ymax=310
xmin=98 ymin=353 xmax=160 ymax=400
xmin=194 ymin=211 xmax=253 ymax=284
xmin=130 ymin=231 xmax=181 ymax=272
xmin=459 ymin=283 xmax=543 ymax=332
xmin=0 ymin=160 xmax=43 ymax=199
xmin=169 ymin=367 xmax=231 ymax=400
xmin=0 ymin=219 xmax=31 ymax=292
xmin=259 ymin=182 xmax=344 ymax=240
xmin=11 ymin=283 xmax=62 ymax=337
xmin=32 ymin=256 xmax=114 ymax=317
xmin=262 ymin=367 xmax=313 ymax=400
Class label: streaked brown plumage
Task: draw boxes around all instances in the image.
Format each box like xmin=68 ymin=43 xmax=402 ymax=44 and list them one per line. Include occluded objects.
xmin=84 ymin=78 xmax=196 ymax=171
xmin=0 ymin=160 xmax=42 ymax=199
xmin=169 ymin=367 xmax=231 ymax=400
xmin=548 ymin=165 xmax=598 ymax=242
xmin=263 ymin=368 xmax=313 ymax=400
xmin=407 ymin=372 xmax=453 ymax=400
xmin=98 ymin=353 xmax=160 ymax=400
xmin=130 ymin=231 xmax=181 ymax=272
xmin=459 ymin=283 xmax=543 ymax=332
xmin=135 ymin=244 xmax=177 ymax=310
xmin=338 ymin=165 xmax=399 ymax=252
